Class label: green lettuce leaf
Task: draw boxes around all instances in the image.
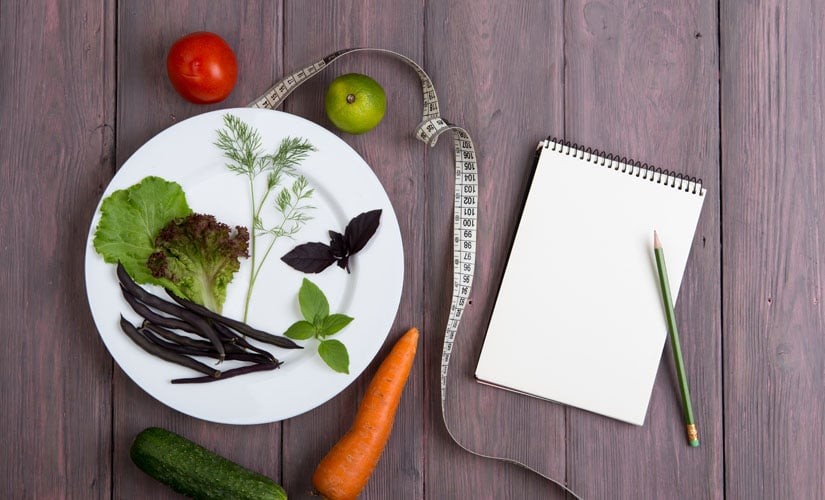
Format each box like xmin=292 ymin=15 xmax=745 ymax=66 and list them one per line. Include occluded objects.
xmin=93 ymin=176 xmax=191 ymax=288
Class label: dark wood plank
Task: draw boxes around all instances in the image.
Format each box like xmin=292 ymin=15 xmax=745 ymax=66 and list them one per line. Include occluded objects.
xmin=424 ymin=3 xmax=568 ymax=499
xmin=721 ymin=1 xmax=825 ymax=498
xmin=280 ymin=4 xmax=425 ymax=498
xmin=115 ymin=0 xmax=282 ymax=166
xmin=563 ymin=1 xmax=723 ymax=498
xmin=0 ymin=0 xmax=115 ymax=497
xmin=113 ymin=2 xmax=283 ymax=497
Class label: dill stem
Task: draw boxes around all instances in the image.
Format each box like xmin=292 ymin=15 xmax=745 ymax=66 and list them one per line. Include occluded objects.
xmin=244 ymin=199 xmax=301 ymax=314
xmin=242 ymin=176 xmax=257 ymax=322
xmin=248 ymin=239 xmax=277 ymax=301
xmin=254 ymin=185 xmax=273 ymax=222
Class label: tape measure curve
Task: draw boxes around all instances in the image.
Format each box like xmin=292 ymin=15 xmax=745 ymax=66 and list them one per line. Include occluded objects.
xmin=250 ymin=47 xmax=580 ymax=500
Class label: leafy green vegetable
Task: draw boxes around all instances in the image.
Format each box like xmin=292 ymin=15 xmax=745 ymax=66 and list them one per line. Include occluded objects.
xmin=318 ymin=340 xmax=350 ymax=374
xmin=284 ymin=278 xmax=354 ymax=373
xmin=283 ymin=320 xmax=316 ymax=340
xmin=298 ymin=278 xmax=329 ymax=323
xmin=215 ymin=114 xmax=317 ymax=321
xmin=93 ymin=176 xmax=192 ymax=287
xmin=147 ymin=213 xmax=249 ymax=313
xmin=320 ymin=314 xmax=355 ymax=336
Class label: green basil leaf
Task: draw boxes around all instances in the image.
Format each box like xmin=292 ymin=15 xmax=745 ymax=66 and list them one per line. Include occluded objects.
xmin=298 ymin=278 xmax=329 ymax=323
xmin=320 ymin=314 xmax=354 ymax=336
xmin=283 ymin=320 xmax=316 ymax=340
xmin=318 ymin=339 xmax=349 ymax=374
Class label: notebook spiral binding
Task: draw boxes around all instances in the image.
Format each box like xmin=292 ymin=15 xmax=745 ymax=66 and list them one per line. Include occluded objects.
xmin=543 ymin=137 xmax=704 ymax=195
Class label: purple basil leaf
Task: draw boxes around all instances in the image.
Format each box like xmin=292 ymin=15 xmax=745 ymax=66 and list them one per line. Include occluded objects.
xmin=281 ymin=242 xmax=336 ymax=273
xmin=336 ymin=256 xmax=349 ymax=272
xmin=344 ymin=209 xmax=382 ymax=255
xmin=328 ymin=230 xmax=347 ymax=259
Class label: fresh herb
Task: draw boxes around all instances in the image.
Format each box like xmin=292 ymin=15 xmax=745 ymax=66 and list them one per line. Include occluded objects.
xmin=284 ymin=278 xmax=354 ymax=373
xmin=147 ymin=213 xmax=249 ymax=313
xmin=281 ymin=209 xmax=382 ymax=274
xmin=214 ymin=114 xmax=317 ymax=321
xmin=317 ymin=340 xmax=350 ymax=374
xmin=93 ymin=176 xmax=192 ymax=289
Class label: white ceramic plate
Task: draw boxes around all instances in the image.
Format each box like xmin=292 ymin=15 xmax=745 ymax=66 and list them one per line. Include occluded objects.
xmin=84 ymin=108 xmax=403 ymax=424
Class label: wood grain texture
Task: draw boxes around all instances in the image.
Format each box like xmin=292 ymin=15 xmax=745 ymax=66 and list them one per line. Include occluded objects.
xmin=721 ymin=0 xmax=825 ymax=498
xmin=280 ymin=2 xmax=426 ymax=498
xmin=115 ymin=0 xmax=282 ymax=165
xmin=113 ymin=2 xmax=283 ymax=497
xmin=8 ymin=0 xmax=825 ymax=497
xmin=424 ymin=3 xmax=569 ymax=498
xmin=564 ymin=1 xmax=723 ymax=498
xmin=0 ymin=0 xmax=115 ymax=497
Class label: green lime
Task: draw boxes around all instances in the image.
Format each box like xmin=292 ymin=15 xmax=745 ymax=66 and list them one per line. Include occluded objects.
xmin=324 ymin=73 xmax=386 ymax=135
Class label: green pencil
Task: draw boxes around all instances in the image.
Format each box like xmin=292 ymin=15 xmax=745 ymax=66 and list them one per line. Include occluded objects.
xmin=654 ymin=230 xmax=699 ymax=447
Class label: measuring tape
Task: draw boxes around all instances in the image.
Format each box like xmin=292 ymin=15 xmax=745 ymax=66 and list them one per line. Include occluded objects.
xmin=250 ymin=48 xmax=580 ymax=499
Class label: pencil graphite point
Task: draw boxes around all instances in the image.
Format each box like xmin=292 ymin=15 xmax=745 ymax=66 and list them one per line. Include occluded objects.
xmin=654 ymin=230 xmax=662 ymax=249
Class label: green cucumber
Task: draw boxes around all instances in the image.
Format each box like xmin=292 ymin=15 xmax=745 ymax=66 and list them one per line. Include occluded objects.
xmin=130 ymin=427 xmax=287 ymax=500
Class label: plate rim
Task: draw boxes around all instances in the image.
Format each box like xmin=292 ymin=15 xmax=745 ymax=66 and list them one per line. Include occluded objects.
xmin=83 ymin=107 xmax=404 ymax=424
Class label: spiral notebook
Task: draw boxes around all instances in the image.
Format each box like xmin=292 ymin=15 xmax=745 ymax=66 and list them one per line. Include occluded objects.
xmin=475 ymin=138 xmax=706 ymax=426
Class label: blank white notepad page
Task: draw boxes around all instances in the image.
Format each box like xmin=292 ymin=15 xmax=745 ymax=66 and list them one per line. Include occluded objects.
xmin=475 ymin=141 xmax=705 ymax=425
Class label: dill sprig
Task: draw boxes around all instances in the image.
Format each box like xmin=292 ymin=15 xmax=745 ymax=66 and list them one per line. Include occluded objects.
xmin=265 ymin=176 xmax=315 ymax=238
xmin=215 ymin=114 xmax=265 ymax=177
xmin=215 ymin=114 xmax=317 ymax=321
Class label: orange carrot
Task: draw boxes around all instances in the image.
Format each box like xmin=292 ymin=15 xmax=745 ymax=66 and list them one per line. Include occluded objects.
xmin=312 ymin=327 xmax=420 ymax=500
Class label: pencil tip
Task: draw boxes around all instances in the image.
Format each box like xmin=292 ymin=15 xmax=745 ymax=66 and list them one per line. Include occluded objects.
xmin=654 ymin=230 xmax=662 ymax=249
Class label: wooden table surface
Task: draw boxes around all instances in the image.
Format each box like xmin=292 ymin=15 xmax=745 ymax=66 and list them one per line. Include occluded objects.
xmin=3 ymin=1 xmax=824 ymax=498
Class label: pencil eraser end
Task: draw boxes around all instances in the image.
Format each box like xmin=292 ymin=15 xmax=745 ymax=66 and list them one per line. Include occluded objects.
xmin=689 ymin=439 xmax=700 ymax=447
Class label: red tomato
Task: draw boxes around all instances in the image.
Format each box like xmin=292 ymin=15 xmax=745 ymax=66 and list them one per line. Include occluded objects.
xmin=166 ymin=32 xmax=238 ymax=104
